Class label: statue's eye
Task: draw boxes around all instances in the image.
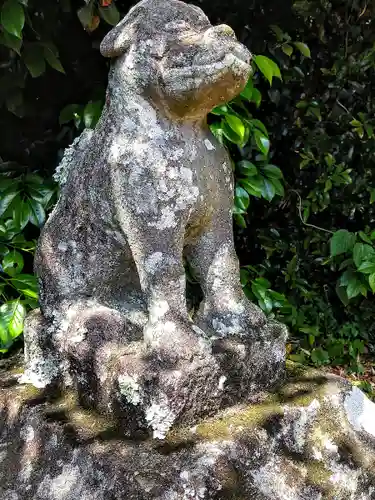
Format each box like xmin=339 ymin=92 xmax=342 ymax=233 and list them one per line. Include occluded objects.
xmin=164 ymin=20 xmax=190 ymax=32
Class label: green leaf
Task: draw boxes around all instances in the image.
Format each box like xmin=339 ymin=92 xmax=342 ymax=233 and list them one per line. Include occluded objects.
xmin=250 ymin=119 xmax=268 ymax=137
xmin=83 ymin=100 xmax=103 ymax=129
xmin=11 ymin=274 xmax=38 ymax=298
xmin=336 ymin=284 xmax=349 ymax=306
xmin=237 ymin=160 xmax=257 ymax=177
xmin=234 ymin=186 xmax=250 ymax=211
xmin=225 ymin=115 xmax=245 ymax=142
xmin=0 ymin=187 xmax=19 ymax=218
xmin=98 ymin=3 xmax=120 ymax=26
xmin=353 ymin=243 xmax=375 ymax=268
xmin=357 ymin=261 xmax=375 ymax=275
xmin=13 ymin=197 xmax=30 ymax=230
xmin=262 ymin=164 xmax=283 ymax=179
xmin=311 ymin=347 xmax=329 ymax=365
xmin=28 ymin=185 xmax=55 ymax=205
xmin=24 ymin=174 xmax=44 ymax=185
xmin=0 ymin=30 xmax=22 ymax=54
xmin=23 ymin=44 xmax=46 ymax=78
xmin=27 ymin=199 xmax=45 ymax=227
xmin=358 ymin=231 xmax=372 ymax=245
xmin=210 ymin=104 xmax=228 ymax=116
xmin=282 ymin=43 xmax=293 ymax=56
xmin=270 ymin=178 xmax=285 ymax=197
xmin=266 ymin=58 xmax=282 ymax=81
xmin=254 ymin=55 xmax=274 ymax=85
xmin=0 ymin=301 xmax=26 ymax=339
xmin=240 ymin=269 xmax=250 ymax=286
xmin=234 ymin=214 xmax=246 ymax=228
xmin=221 ymin=121 xmax=242 ymax=144
xmin=240 ymin=79 xmax=254 ymax=101
xmin=339 ymin=270 xmax=357 ymax=286
xmin=259 ymin=296 xmax=273 ymax=314
xmin=251 ymin=88 xmax=262 ymax=107
xmin=261 ymin=178 xmax=276 ymax=201
xmin=369 ymin=273 xmax=375 ymax=293
xmin=347 ymin=279 xmax=365 ymax=299
xmin=239 ymin=177 xmax=263 ymax=197
xmin=253 ymin=129 xmax=270 ymax=155
xmin=330 ymin=229 xmax=356 ymax=257
xmin=43 ymin=45 xmax=65 ymax=74
xmin=2 ymin=250 xmax=24 ymax=276
xmin=77 ymin=3 xmax=94 ymax=29
xmin=59 ymin=104 xmax=81 ymax=125
xmin=1 ymin=0 xmax=24 ymax=38
xmin=294 ymin=42 xmax=311 ymax=58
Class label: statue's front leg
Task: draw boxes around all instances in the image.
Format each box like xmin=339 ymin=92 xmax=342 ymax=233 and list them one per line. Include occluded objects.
xmin=123 ymin=212 xmax=210 ymax=361
xmin=186 ymin=206 xmax=266 ymax=339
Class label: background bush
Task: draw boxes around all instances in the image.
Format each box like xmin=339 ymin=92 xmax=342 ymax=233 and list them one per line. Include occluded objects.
xmin=0 ymin=0 xmax=374 ymax=387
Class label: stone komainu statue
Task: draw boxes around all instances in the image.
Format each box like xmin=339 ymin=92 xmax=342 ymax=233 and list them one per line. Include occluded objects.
xmin=24 ymin=0 xmax=287 ymax=437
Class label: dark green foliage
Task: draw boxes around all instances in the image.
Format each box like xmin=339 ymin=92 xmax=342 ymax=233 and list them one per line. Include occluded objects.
xmin=0 ymin=172 xmax=57 ymax=350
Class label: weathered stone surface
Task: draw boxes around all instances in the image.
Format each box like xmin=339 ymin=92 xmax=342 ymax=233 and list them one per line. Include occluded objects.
xmin=22 ymin=307 xmax=286 ymax=438
xmin=22 ymin=0 xmax=287 ymax=436
xmin=1 ymin=363 xmax=375 ymax=499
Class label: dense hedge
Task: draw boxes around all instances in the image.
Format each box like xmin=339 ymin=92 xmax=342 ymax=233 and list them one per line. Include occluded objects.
xmin=0 ymin=0 xmax=374 ymax=388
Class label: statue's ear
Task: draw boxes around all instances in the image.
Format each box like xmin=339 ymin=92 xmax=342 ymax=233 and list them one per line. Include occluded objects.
xmin=100 ymin=16 xmax=135 ymax=58
xmin=100 ymin=5 xmax=145 ymax=58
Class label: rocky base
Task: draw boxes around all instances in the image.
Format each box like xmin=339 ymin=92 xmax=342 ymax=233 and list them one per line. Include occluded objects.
xmin=22 ymin=306 xmax=287 ymax=438
xmin=1 ymin=362 xmax=375 ymax=499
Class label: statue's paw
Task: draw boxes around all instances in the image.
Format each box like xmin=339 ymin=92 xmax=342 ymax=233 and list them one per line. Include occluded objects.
xmin=195 ymin=297 xmax=267 ymax=339
xmin=144 ymin=318 xmax=212 ymax=362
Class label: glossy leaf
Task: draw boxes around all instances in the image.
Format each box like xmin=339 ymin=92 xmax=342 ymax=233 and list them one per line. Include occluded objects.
xmin=98 ymin=3 xmax=120 ymax=25
xmin=251 ymin=88 xmax=262 ymax=107
xmin=239 ymin=177 xmax=263 ymax=197
xmin=59 ymin=104 xmax=82 ymax=125
xmin=0 ymin=188 xmax=19 ymax=218
xmin=270 ymin=178 xmax=285 ymax=197
xmin=240 ymin=78 xmax=254 ymax=101
xmin=210 ymin=104 xmax=228 ymax=116
xmin=225 ymin=115 xmax=245 ymax=142
xmin=235 ymin=186 xmax=250 ymax=211
xmin=221 ymin=121 xmax=242 ymax=144
xmin=353 ymin=243 xmax=375 ymax=268
xmin=0 ymin=30 xmax=22 ymax=54
xmin=237 ymin=160 xmax=257 ymax=177
xmin=1 ymin=0 xmax=24 ymax=38
xmin=23 ymin=44 xmax=46 ymax=78
xmin=43 ymin=45 xmax=65 ymax=74
xmin=261 ymin=178 xmax=276 ymax=201
xmin=0 ymin=301 xmax=26 ymax=339
xmin=330 ymin=230 xmax=356 ymax=257
xmin=294 ymin=41 xmax=311 ymax=58
xmin=2 ymin=250 xmax=24 ymax=276
xmin=357 ymin=261 xmax=375 ymax=275
xmin=13 ymin=197 xmax=30 ymax=230
xmin=262 ymin=165 xmax=283 ymax=179
xmin=253 ymin=129 xmax=270 ymax=155
xmin=282 ymin=43 xmax=293 ymax=56
xmin=254 ymin=55 xmax=274 ymax=85
xmin=27 ymin=199 xmax=45 ymax=227
xmin=83 ymin=100 xmax=103 ymax=129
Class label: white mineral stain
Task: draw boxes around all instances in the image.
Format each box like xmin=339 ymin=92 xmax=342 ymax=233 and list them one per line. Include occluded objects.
xmin=344 ymin=386 xmax=375 ymax=436
xmin=204 ymin=139 xmax=215 ymax=151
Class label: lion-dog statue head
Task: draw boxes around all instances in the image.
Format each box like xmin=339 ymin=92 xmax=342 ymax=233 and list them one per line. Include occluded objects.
xmin=100 ymin=0 xmax=251 ymax=120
